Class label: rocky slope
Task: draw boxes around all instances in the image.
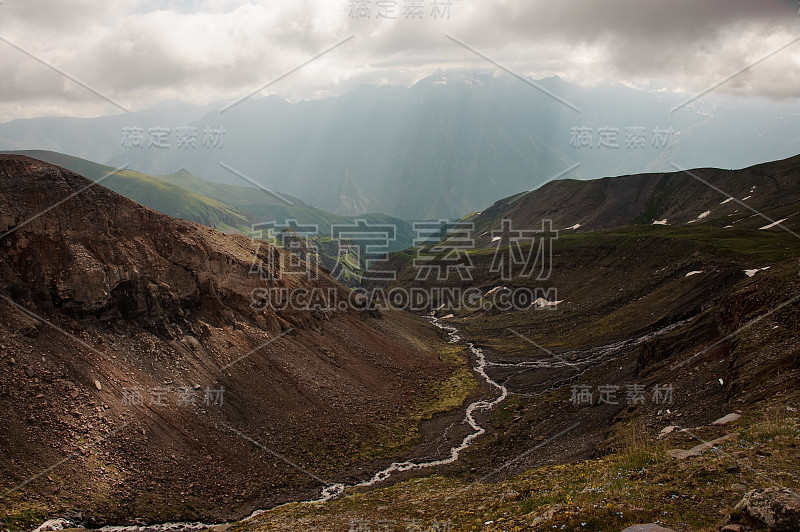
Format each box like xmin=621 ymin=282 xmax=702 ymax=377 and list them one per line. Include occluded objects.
xmin=0 ymin=155 xmax=461 ymax=527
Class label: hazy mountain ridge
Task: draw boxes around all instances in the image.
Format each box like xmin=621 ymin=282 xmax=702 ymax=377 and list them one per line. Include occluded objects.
xmin=1 ymin=149 xmax=253 ymax=229
xmin=2 ymin=150 xmax=416 ymax=255
xmin=3 ymin=71 xmax=800 ymax=220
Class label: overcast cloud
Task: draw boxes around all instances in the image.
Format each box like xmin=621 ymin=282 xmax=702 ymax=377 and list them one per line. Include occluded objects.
xmin=0 ymin=0 xmax=798 ymax=121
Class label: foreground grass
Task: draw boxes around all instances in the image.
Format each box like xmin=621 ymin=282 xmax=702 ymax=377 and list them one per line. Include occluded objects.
xmin=231 ymin=397 xmax=799 ymax=532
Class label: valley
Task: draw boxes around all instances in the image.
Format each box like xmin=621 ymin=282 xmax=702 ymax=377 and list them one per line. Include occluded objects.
xmin=1 ymin=151 xmax=798 ymax=531
xmin=0 ymin=155 xmax=473 ymax=526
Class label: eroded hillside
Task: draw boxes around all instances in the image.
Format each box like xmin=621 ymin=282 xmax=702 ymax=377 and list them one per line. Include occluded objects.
xmin=0 ymin=155 xmax=467 ymax=527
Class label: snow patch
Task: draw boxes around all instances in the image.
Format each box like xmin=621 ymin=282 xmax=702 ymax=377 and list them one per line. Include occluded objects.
xmin=759 ymin=218 xmax=787 ymax=230
xmin=484 ymin=285 xmax=507 ymax=297
xmin=742 ymin=195 xmax=752 ymax=201
xmin=652 ymin=219 xmax=668 ymax=225
xmin=688 ymin=210 xmax=711 ymax=224
xmin=744 ymin=267 xmax=770 ymax=277
xmin=685 ymin=271 xmax=703 ymax=277
xmin=533 ymin=297 xmax=563 ymax=308
xmin=759 ymin=214 xmax=797 ymax=230
xmin=564 ymin=223 xmax=581 ymax=230
xmin=491 ymin=236 xmax=501 ymax=242
xmin=719 ymin=197 xmax=733 ymax=205
xmin=33 ymin=520 xmax=74 ymax=532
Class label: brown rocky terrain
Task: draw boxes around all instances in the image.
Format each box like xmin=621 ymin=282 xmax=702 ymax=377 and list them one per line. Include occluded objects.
xmin=0 ymin=155 xmax=461 ymax=527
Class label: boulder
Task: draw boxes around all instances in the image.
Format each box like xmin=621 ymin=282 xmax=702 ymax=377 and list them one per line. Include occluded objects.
xmin=712 ymin=413 xmax=742 ymax=425
xmin=734 ymin=488 xmax=800 ymax=531
xmin=666 ymin=433 xmax=738 ymax=459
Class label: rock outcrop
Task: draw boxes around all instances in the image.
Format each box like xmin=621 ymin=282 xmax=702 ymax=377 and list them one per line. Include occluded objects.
xmin=733 ymin=488 xmax=800 ymax=532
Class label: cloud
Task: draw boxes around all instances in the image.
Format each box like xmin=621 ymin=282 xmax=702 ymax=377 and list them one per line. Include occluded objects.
xmin=0 ymin=0 xmax=798 ymax=121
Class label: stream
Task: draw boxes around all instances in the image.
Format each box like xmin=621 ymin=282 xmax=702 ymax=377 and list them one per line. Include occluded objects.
xmin=315 ymin=315 xmax=508 ymax=501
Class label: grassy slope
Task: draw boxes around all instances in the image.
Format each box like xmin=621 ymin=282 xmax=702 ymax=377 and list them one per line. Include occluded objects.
xmin=3 ymin=151 xmax=416 ymax=252
xmin=2 ymin=150 xmax=250 ymax=228
xmin=158 ymin=170 xmax=415 ymax=251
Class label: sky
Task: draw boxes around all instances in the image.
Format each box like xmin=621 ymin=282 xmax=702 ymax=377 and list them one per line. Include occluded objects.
xmin=0 ymin=0 xmax=799 ymax=122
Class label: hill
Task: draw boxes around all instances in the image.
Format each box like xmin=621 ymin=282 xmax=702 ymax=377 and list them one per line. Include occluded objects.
xmin=466 ymin=153 xmax=800 ymax=247
xmin=156 ymin=168 xmax=415 ymax=251
xmin=0 ymin=155 xmax=466 ymax=527
xmin=322 ymin=154 xmax=800 ymax=531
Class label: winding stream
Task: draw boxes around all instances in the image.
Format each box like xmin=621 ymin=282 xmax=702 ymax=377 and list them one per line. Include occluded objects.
xmin=315 ymin=315 xmax=508 ymax=501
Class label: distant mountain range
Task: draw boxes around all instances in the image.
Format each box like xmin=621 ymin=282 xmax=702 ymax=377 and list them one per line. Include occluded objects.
xmin=2 ymin=70 xmax=799 ymax=220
